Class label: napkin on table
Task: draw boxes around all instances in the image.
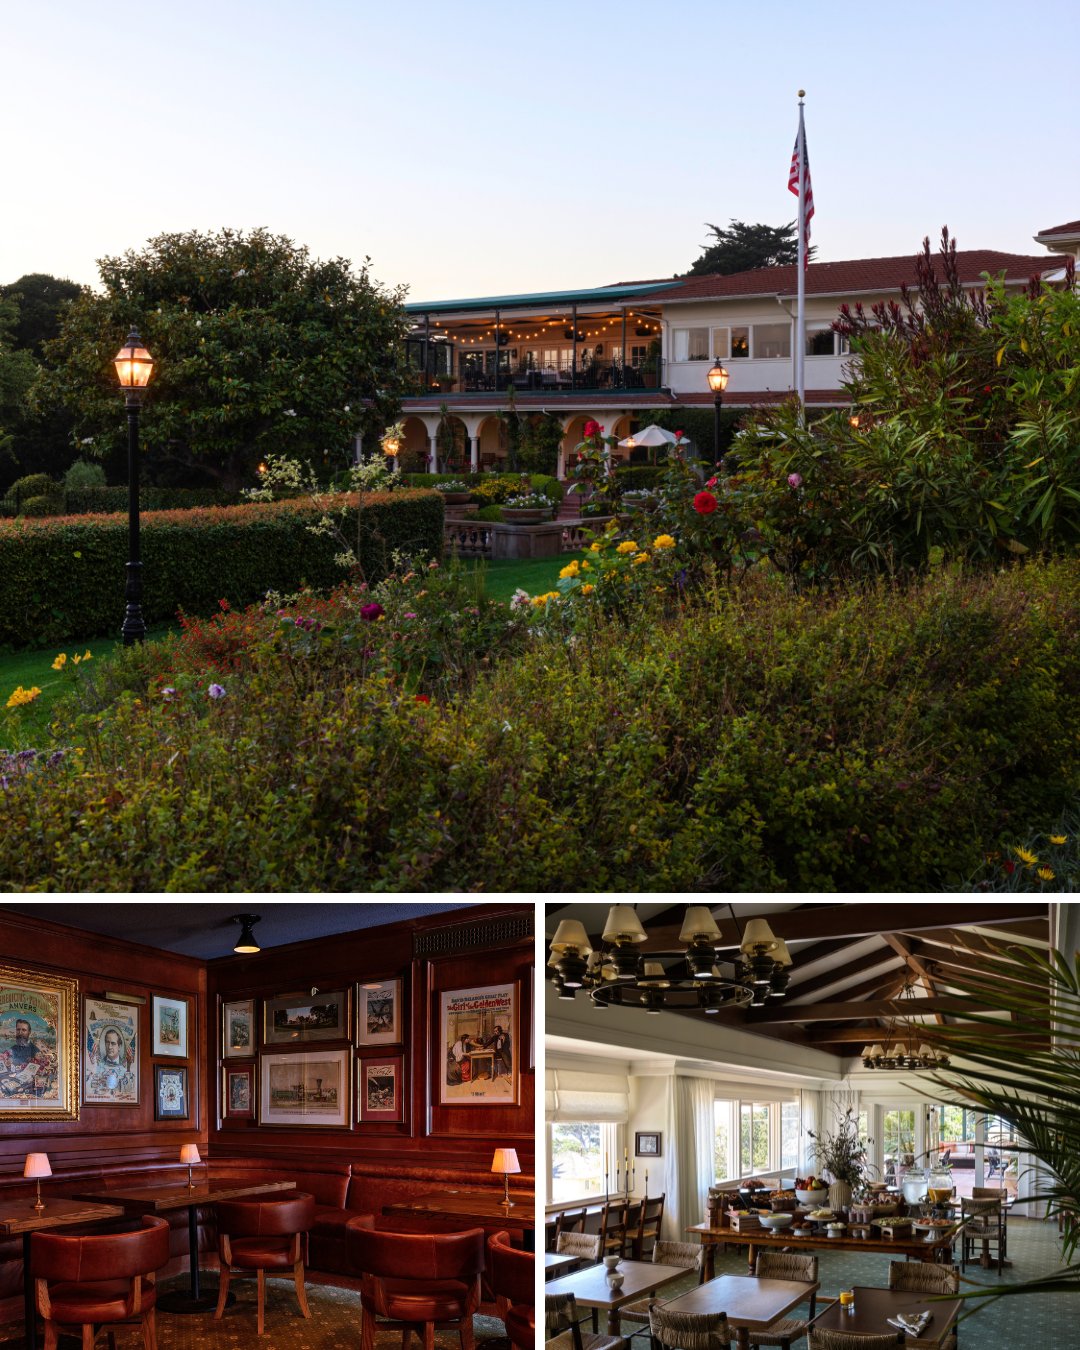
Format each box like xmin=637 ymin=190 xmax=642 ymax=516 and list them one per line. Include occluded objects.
xmin=886 ymin=1311 xmax=931 ymax=1337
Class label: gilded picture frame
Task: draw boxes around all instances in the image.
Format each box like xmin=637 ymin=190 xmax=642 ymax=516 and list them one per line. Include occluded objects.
xmin=0 ymin=963 xmax=79 ymax=1120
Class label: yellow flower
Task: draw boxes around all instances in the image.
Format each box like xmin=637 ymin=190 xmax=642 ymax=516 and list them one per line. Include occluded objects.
xmin=581 ymin=584 xmax=595 ymax=596
xmin=616 ymin=540 xmax=639 ymax=555
xmin=653 ymin=534 xmax=676 ymax=550
xmin=51 ymin=653 xmax=67 ymax=671
xmin=6 ymin=686 xmax=42 ymax=709
xmin=580 ymin=559 xmax=591 ymax=570
xmin=82 ymin=650 xmax=92 ymax=661
xmin=632 ymin=552 xmax=650 ymax=565
xmin=589 ymin=542 xmax=601 ymax=552
xmin=1037 ymin=866 xmax=1055 ymax=882
xmin=559 ymin=561 xmax=580 ymax=579
xmin=1014 ymin=846 xmax=1038 ymax=866
xmin=1050 ymin=835 xmax=1067 ymax=845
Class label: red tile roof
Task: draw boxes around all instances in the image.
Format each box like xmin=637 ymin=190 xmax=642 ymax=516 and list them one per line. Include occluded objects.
xmin=644 ymin=250 xmax=1066 ymax=304
xmin=1037 ymin=220 xmax=1080 ymax=236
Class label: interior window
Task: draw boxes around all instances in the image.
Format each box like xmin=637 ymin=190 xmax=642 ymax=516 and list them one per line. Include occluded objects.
xmin=672 ymin=327 xmax=710 ymax=361
xmin=730 ymin=327 xmax=749 ymax=358
xmin=806 ymin=327 xmax=836 ymax=356
xmin=753 ymin=323 xmax=792 ymax=359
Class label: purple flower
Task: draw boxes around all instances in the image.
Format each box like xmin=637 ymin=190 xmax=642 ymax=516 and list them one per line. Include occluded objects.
xmin=788 ymin=472 xmax=803 ymax=489
xmin=360 ymin=602 xmax=384 ymax=622
xmin=46 ymin=750 xmax=65 ymax=768
xmin=403 ymin=612 xmax=418 ymax=620
xmin=16 ymin=749 xmax=37 ymax=761
xmin=208 ymin=683 xmax=227 ymax=700
xmin=162 ymin=687 xmax=176 ymax=701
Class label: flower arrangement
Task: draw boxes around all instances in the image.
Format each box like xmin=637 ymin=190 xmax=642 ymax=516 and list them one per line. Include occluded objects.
xmin=504 ymin=492 xmax=553 ymax=509
xmin=435 ymin=480 xmax=471 ymax=494
xmin=808 ymin=1108 xmax=872 ymax=1187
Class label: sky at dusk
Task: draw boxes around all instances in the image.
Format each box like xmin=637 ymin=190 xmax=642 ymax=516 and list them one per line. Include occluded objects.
xmin=5 ymin=1 xmax=1076 ymax=305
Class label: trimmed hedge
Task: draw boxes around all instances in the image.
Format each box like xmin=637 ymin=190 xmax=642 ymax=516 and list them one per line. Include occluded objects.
xmin=614 ymin=465 xmax=664 ymax=490
xmin=0 ymin=491 xmax=443 ymax=648
xmin=64 ymin=486 xmax=241 ymax=515
xmin=404 ymin=472 xmax=561 ymax=501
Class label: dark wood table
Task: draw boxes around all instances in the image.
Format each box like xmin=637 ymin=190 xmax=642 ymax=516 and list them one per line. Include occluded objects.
xmin=663 ymin=1274 xmax=820 ymax=1350
xmin=686 ymin=1222 xmax=956 ymax=1281
xmin=384 ymin=1189 xmax=536 ymax=1252
xmin=812 ymin=1285 xmax=962 ymax=1347
xmin=72 ymin=1179 xmax=295 ymax=1313
xmin=545 ymin=1250 xmax=582 ymax=1278
xmin=544 ymin=1258 xmax=686 ymax=1334
xmin=0 ymin=1196 xmax=124 ymax=1350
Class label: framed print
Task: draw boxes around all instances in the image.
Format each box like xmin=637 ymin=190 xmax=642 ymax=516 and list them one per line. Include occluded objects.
xmin=223 ymin=1063 xmax=255 ymax=1121
xmin=636 ymin=1131 xmax=662 ymax=1157
xmin=154 ymin=1064 xmax=189 ymax=1120
xmin=439 ymin=983 xmax=518 ymax=1106
xmin=356 ymin=979 xmax=401 ymax=1046
xmin=152 ymin=996 xmax=188 ymax=1058
xmin=358 ymin=1053 xmax=405 ymax=1123
xmin=84 ymin=997 xmax=139 ymax=1105
xmin=0 ymin=964 xmax=79 ymax=1120
xmin=264 ymin=989 xmax=350 ymax=1045
xmin=259 ymin=1049 xmax=351 ymax=1127
xmin=222 ymin=998 xmax=255 ymax=1058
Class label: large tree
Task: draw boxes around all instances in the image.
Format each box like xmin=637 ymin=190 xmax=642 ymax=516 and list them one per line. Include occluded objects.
xmin=42 ymin=228 xmax=409 ymax=491
xmin=0 ymin=296 xmax=38 ymax=488
xmin=0 ymin=273 xmax=82 ymax=356
xmin=684 ymin=219 xmax=813 ymax=277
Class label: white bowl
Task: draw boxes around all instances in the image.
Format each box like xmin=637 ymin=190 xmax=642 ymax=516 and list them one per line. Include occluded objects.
xmin=603 ymin=1255 xmax=621 ymax=1271
xmin=796 ymin=1188 xmax=829 ymax=1205
xmin=760 ymin=1213 xmax=795 ymax=1230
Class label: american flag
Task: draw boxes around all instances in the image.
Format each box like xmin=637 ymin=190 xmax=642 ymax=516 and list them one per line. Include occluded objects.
xmin=788 ymin=122 xmax=814 ymax=269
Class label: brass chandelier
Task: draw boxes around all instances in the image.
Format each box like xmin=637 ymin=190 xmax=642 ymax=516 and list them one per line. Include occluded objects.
xmin=860 ymin=982 xmax=949 ymax=1070
xmin=547 ymin=905 xmax=793 ymax=1013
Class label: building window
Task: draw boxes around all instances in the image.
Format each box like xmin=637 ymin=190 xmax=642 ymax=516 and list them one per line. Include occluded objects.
xmin=672 ymin=327 xmax=710 ymax=362
xmin=806 ymin=326 xmax=837 ymax=356
xmin=630 ymin=345 xmax=649 ymax=369
xmin=714 ymin=1100 xmax=735 ymax=1180
xmin=753 ymin=323 xmax=792 ymax=359
xmin=730 ymin=327 xmax=750 ymax=358
xmin=781 ymin=1100 xmax=801 ymax=1171
xmin=740 ymin=1102 xmax=771 ymax=1174
xmin=549 ymin=1122 xmax=617 ymax=1203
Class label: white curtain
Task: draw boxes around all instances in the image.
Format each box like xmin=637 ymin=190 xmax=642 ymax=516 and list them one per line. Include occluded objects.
xmin=799 ymin=1089 xmax=822 ymax=1174
xmin=666 ymin=1076 xmax=716 ymax=1240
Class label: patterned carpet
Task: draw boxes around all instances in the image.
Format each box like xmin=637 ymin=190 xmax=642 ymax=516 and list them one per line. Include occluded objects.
xmin=648 ymin=1217 xmax=1073 ymax=1350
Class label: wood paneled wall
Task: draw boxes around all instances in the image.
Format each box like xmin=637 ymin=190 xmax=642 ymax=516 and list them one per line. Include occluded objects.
xmin=0 ymin=911 xmax=206 ymax=1177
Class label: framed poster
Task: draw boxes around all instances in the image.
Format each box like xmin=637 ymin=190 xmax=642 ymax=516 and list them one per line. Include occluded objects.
xmin=358 ymin=1053 xmax=405 ymax=1124
xmin=154 ymin=1064 xmax=189 ymax=1120
xmin=259 ymin=1049 xmax=351 ymax=1127
xmin=439 ymin=983 xmax=518 ymax=1106
xmin=152 ymin=996 xmax=188 ymax=1058
xmin=635 ymin=1131 xmax=662 ymax=1157
xmin=223 ymin=1063 xmax=255 ymax=1121
xmin=222 ymin=998 xmax=255 ymax=1058
xmin=264 ymin=989 xmax=350 ymax=1045
xmin=0 ymin=964 xmax=79 ymax=1120
xmin=356 ymin=979 xmax=401 ymax=1045
xmin=84 ymin=996 xmax=139 ymax=1105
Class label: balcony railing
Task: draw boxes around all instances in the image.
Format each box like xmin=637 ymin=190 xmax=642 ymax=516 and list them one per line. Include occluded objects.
xmin=405 ymin=357 xmax=667 ymax=398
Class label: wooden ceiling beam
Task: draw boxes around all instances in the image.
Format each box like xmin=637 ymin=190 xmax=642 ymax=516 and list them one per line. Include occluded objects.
xmin=882 ymin=934 xmax=944 ymax=1024
xmin=786 ymin=953 xmax=903 ymax=1004
xmin=740 ymin=996 xmax=980 ymax=1025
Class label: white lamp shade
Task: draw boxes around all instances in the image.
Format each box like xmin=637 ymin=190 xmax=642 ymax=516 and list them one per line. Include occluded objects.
xmin=550 ymin=920 xmax=591 ymax=953
xmin=602 ymin=905 xmax=647 ymax=944
xmin=679 ymin=906 xmax=721 ymax=943
xmin=640 ymin=961 xmax=671 ymax=987
xmin=868 ymin=1044 xmax=886 ymax=1060
xmin=491 ymin=1148 xmax=521 ymax=1174
xmin=860 ymin=1046 xmax=874 ymax=1058
xmin=740 ymin=917 xmax=778 ymax=953
xmin=917 ymin=1044 xmax=935 ymax=1059
xmin=180 ymin=1144 xmax=201 ymax=1165
xmin=23 ymin=1153 xmax=51 ymax=1180
xmin=772 ymin=939 xmax=793 ymax=968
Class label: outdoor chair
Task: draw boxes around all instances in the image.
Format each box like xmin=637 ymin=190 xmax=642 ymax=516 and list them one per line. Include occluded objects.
xmin=742 ymin=1251 xmax=818 ymax=1349
xmin=215 ymin=1192 xmax=315 ymax=1336
xmin=887 ymin=1261 xmax=959 ymax=1350
xmin=618 ymin=1240 xmax=702 ymax=1342
xmin=649 ymin=1306 xmax=730 ymax=1350
xmin=960 ymin=1194 xmax=1006 ymax=1273
xmin=546 ymin=1292 xmax=626 ymax=1350
xmin=985 ymin=1152 xmax=1003 ymax=1179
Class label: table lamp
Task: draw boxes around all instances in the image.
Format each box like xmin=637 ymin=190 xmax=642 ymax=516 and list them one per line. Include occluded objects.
xmin=180 ymin=1144 xmax=201 ymax=1190
xmin=24 ymin=1153 xmax=51 ymax=1213
xmin=491 ymin=1147 xmax=520 ymax=1209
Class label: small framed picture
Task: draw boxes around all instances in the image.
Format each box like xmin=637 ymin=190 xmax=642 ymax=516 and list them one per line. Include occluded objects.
xmin=222 ymin=999 xmax=255 ymax=1059
xmin=636 ymin=1131 xmax=661 ymax=1157
xmin=264 ymin=989 xmax=350 ymax=1045
xmin=152 ymin=996 xmax=188 ymax=1058
xmin=84 ymin=996 xmax=139 ymax=1106
xmin=154 ymin=1064 xmax=189 ymax=1121
xmin=356 ymin=979 xmax=401 ymax=1046
xmin=222 ymin=1063 xmax=255 ymax=1121
xmin=259 ymin=1049 xmax=351 ymax=1128
xmin=358 ymin=1053 xmax=405 ymax=1124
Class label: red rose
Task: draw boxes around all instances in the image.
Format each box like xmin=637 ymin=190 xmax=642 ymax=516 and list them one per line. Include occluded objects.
xmin=674 ymin=429 xmax=684 ymax=439
xmin=583 ymin=420 xmax=601 ymax=438
xmin=706 ymin=477 xmax=718 ymax=488
xmin=693 ymin=491 xmax=718 ymax=515
xmin=414 ymin=694 xmax=431 ymax=704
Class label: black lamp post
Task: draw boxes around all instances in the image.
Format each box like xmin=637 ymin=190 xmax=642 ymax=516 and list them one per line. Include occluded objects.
xmin=707 ymin=358 xmax=729 ymax=466
xmin=112 ymin=329 xmax=154 ymax=645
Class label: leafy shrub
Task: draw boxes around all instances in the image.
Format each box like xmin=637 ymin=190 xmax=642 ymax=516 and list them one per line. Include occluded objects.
xmin=614 ymin=465 xmax=664 ymax=490
xmin=63 ymin=485 xmax=241 ymax=515
xmin=21 ymin=496 xmax=59 ymax=517
xmin=3 ymin=558 xmax=1080 ymax=891
xmin=0 ymin=491 xmax=443 ymax=648
xmin=3 ymin=474 xmax=63 ymax=515
xmin=5 ymin=473 xmax=56 ymax=501
xmin=63 ymin=460 xmax=108 ymax=491
xmin=473 ymin=504 xmax=504 ymax=523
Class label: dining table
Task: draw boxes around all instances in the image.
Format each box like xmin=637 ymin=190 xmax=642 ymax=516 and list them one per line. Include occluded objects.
xmin=686 ymin=1220 xmax=956 ymax=1281
xmin=545 ymin=1249 xmax=581 ymax=1278
xmin=0 ymin=1195 xmax=124 ymax=1350
xmin=383 ymin=1188 xmax=536 ymax=1251
xmin=544 ymin=1258 xmax=687 ymax=1334
xmin=811 ymin=1285 xmax=962 ymax=1347
xmin=661 ymin=1273 xmax=820 ymax=1350
xmin=71 ymin=1178 xmax=296 ymax=1313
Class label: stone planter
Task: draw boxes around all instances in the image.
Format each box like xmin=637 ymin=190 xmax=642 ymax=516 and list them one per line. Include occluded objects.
xmin=439 ymin=492 xmax=473 ymax=504
xmin=502 ymin=508 xmax=549 ymax=523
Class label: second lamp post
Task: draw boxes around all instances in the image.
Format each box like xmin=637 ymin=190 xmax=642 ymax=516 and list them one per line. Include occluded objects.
xmin=707 ymin=357 xmax=729 ymax=466
xmin=113 ymin=329 xmax=154 ymax=646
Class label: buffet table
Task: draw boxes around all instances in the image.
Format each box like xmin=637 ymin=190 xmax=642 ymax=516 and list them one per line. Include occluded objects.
xmin=686 ymin=1222 xmax=957 ymax=1281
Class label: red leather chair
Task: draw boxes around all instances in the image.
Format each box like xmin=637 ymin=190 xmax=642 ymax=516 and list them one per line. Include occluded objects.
xmin=214 ymin=1192 xmax=315 ymax=1336
xmin=348 ymin=1223 xmax=486 ymax=1350
xmin=31 ymin=1215 xmax=170 ymax=1350
xmin=489 ymin=1230 xmax=535 ymax=1350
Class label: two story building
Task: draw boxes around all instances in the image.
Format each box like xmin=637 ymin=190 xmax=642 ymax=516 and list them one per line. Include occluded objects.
xmin=391 ymin=222 xmax=1074 ymax=477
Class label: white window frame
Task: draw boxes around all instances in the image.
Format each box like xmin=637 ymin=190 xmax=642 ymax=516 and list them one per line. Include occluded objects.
xmin=546 ymin=1120 xmax=619 ymax=1205
xmin=805 ymin=324 xmax=840 ymax=358
xmin=671 ymin=326 xmax=711 ymax=362
xmin=752 ymin=322 xmax=793 ymax=360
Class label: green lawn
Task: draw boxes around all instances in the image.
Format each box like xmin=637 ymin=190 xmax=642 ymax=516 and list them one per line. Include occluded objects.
xmin=473 ymin=556 xmax=568 ymax=603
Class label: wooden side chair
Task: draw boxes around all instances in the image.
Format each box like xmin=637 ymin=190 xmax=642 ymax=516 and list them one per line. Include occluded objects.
xmin=630 ymin=1195 xmax=665 ymax=1261
xmin=546 ymin=1292 xmax=626 ymax=1350
xmin=552 ymin=1208 xmax=587 ymax=1250
xmin=600 ymin=1199 xmax=639 ymax=1260
xmin=809 ymin=1333 xmax=901 ymax=1350
xmin=960 ymin=1193 xmax=1006 ymax=1272
xmin=214 ymin=1193 xmax=315 ymax=1336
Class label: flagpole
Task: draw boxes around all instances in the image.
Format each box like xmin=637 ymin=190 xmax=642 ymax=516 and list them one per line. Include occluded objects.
xmin=795 ymin=89 xmax=807 ymax=410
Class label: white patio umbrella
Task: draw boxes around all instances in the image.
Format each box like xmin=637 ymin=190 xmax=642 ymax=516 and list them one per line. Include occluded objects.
xmin=618 ymin=425 xmax=678 ymax=449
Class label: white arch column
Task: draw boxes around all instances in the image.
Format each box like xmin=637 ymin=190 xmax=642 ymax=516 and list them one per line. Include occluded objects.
xmin=460 ymin=413 xmax=486 ymax=474
xmin=416 ymin=415 xmax=441 ymax=473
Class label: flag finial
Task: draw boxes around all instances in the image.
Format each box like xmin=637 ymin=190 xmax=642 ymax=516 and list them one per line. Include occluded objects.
xmin=798 ymin=89 xmax=806 ymax=98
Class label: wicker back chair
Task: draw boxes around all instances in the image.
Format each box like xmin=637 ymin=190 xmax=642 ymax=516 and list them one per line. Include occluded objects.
xmin=546 ymin=1292 xmax=625 ymax=1350
xmin=553 ymin=1208 xmax=587 ymax=1249
xmin=887 ymin=1260 xmax=959 ymax=1294
xmin=650 ymin=1307 xmax=730 ymax=1350
xmin=556 ymin=1232 xmax=602 ymax=1262
xmin=808 ymin=1332 xmax=901 ymax=1350
xmin=744 ymin=1251 xmax=818 ymax=1349
xmin=960 ymin=1194 xmax=1006 ymax=1272
xmin=617 ymin=1240 xmax=703 ymax=1337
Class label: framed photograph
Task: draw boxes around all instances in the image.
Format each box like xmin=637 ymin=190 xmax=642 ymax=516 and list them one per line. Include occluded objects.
xmin=439 ymin=983 xmax=518 ymax=1106
xmin=636 ymin=1131 xmax=662 ymax=1157
xmin=259 ymin=1049 xmax=351 ymax=1127
xmin=356 ymin=979 xmax=401 ymax=1046
xmin=222 ymin=998 xmax=255 ymax=1058
xmin=84 ymin=996 xmax=139 ymax=1105
xmin=223 ymin=1063 xmax=256 ymax=1120
xmin=358 ymin=1053 xmax=405 ymax=1123
xmin=264 ymin=989 xmax=350 ymax=1045
xmin=153 ymin=1064 xmax=189 ymax=1121
xmin=152 ymin=996 xmax=188 ymax=1058
xmin=0 ymin=964 xmax=79 ymax=1120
